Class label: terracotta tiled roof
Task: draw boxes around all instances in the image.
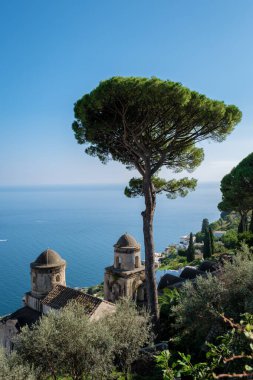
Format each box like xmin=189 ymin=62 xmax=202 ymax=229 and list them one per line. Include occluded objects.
xmin=1 ymin=307 xmax=41 ymax=330
xmin=41 ymin=285 xmax=102 ymax=316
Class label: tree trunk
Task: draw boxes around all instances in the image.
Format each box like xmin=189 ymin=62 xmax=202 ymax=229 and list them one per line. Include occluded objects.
xmin=142 ymin=175 xmax=159 ymax=322
xmin=249 ymin=210 xmax=253 ymax=233
xmin=238 ymin=213 xmax=248 ymax=233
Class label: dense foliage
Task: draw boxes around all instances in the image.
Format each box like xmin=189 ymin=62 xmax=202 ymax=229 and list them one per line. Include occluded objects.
xmin=0 ymin=348 xmax=36 ymax=380
xmin=221 ymin=229 xmax=238 ymax=248
xmin=156 ymin=313 xmax=253 ymax=379
xmin=171 ymin=246 xmax=253 ymax=353
xmin=219 ymin=152 xmax=253 ymax=233
xmin=16 ymin=300 xmax=151 ymax=380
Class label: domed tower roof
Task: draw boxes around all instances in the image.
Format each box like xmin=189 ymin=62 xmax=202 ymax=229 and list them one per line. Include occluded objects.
xmin=31 ymin=249 xmax=66 ymax=269
xmin=114 ymin=233 xmax=140 ymax=250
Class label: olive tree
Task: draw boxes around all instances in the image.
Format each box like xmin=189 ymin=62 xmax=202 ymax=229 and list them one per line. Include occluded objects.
xmin=72 ymin=76 xmax=242 ymax=320
xmin=102 ymin=298 xmax=152 ymax=375
xmin=16 ymin=302 xmax=114 ymax=380
xmin=0 ymin=348 xmax=36 ymax=380
xmin=16 ymin=300 xmax=151 ymax=379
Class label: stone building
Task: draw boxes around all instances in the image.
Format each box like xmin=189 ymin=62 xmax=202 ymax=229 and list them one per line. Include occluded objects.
xmin=104 ymin=233 xmax=146 ymax=303
xmin=26 ymin=249 xmax=67 ymax=311
xmin=0 ymin=249 xmax=115 ymax=352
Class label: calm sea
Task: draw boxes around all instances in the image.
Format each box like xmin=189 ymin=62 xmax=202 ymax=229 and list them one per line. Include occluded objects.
xmin=0 ymin=183 xmax=221 ymax=315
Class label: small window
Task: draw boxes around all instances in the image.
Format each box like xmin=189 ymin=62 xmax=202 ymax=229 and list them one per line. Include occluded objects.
xmin=56 ymin=274 xmax=60 ymax=282
xmin=135 ymin=256 xmax=139 ymax=268
xmin=115 ymin=256 xmax=121 ymax=269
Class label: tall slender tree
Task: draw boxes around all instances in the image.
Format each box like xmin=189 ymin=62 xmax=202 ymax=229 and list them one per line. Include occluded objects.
xmin=201 ymin=218 xmax=209 ymax=233
xmin=186 ymin=232 xmax=195 ymax=262
xmin=72 ymin=77 xmax=241 ymax=320
xmin=209 ymin=226 xmax=215 ymax=256
xmin=203 ymin=228 xmax=211 ymax=259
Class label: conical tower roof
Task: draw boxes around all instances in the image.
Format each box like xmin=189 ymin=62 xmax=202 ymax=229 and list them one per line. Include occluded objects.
xmin=31 ymin=249 xmax=66 ymax=268
xmin=114 ymin=233 xmax=140 ymax=249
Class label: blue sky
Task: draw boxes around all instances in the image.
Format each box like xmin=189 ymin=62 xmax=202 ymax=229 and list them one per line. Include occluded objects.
xmin=0 ymin=0 xmax=252 ymax=185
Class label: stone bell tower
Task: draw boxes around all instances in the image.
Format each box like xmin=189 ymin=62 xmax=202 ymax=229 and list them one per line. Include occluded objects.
xmin=24 ymin=249 xmax=66 ymax=312
xmin=104 ymin=233 xmax=145 ymax=304
xmin=30 ymin=249 xmax=66 ymax=298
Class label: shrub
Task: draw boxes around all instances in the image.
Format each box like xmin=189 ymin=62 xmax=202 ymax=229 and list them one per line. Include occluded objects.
xmin=159 ymin=255 xmax=187 ymax=270
xmin=158 ymin=289 xmax=180 ymax=341
xmin=213 ymin=241 xmax=227 ymax=254
xmin=172 ymin=275 xmax=224 ymax=352
xmin=16 ymin=301 xmax=115 ymax=380
xmin=16 ymin=299 xmax=151 ymax=379
xmin=171 ymin=249 xmax=253 ymax=353
xmin=195 ymin=231 xmax=204 ymax=243
xmin=102 ymin=298 xmax=152 ymax=375
xmin=238 ymin=231 xmax=253 ymax=247
xmin=221 ymin=229 xmax=238 ymax=248
xmin=0 ymin=348 xmax=36 ymax=380
xmin=177 ymin=248 xmax=187 ymax=257
xmin=156 ymin=314 xmax=253 ymax=380
xmin=219 ymin=246 xmax=253 ymax=317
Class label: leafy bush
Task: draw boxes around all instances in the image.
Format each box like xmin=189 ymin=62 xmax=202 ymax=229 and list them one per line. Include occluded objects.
xmin=86 ymin=282 xmax=104 ymax=297
xmin=177 ymin=248 xmax=187 ymax=257
xmin=101 ymin=299 xmax=152 ymax=374
xmin=171 ymin=248 xmax=253 ymax=353
xmin=213 ymin=241 xmax=227 ymax=254
xmin=195 ymin=232 xmax=204 ymax=243
xmin=238 ymin=231 xmax=253 ymax=247
xmin=172 ymin=274 xmax=224 ymax=352
xmin=156 ymin=313 xmax=253 ymax=380
xmin=0 ymin=348 xmax=36 ymax=380
xmin=159 ymin=255 xmax=187 ymax=270
xmin=221 ymin=229 xmax=238 ymax=248
xmin=158 ymin=289 xmax=180 ymax=341
xmin=17 ymin=301 xmax=114 ymax=380
xmin=16 ymin=299 xmax=151 ymax=379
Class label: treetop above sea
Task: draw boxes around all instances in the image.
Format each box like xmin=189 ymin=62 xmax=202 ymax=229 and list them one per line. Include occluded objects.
xmin=72 ymin=76 xmax=242 ymax=320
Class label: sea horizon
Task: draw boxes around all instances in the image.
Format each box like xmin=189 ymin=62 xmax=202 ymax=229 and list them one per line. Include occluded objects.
xmin=0 ymin=180 xmax=219 ymax=190
xmin=0 ymin=182 xmax=221 ymax=315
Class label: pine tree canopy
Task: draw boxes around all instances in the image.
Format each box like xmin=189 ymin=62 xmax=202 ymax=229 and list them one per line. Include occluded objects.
xmin=73 ymin=77 xmax=242 ymax=176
